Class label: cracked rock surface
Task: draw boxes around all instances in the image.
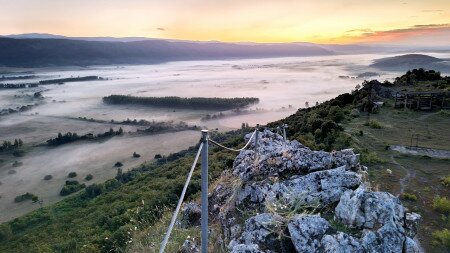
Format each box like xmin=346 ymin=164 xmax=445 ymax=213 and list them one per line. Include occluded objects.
xmin=204 ymin=130 xmax=421 ymax=253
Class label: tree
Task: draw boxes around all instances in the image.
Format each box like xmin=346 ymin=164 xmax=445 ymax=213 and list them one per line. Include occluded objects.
xmin=68 ymin=172 xmax=77 ymax=178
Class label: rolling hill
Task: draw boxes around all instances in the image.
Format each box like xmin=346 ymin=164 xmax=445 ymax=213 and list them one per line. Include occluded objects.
xmin=0 ymin=37 xmax=332 ymax=67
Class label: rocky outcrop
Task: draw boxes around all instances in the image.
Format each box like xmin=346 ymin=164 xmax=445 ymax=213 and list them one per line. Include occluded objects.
xmin=205 ymin=130 xmax=421 ymax=253
xmin=181 ymin=202 xmax=201 ymax=227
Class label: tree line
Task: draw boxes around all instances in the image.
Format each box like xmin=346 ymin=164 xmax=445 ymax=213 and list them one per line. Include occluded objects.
xmin=0 ymin=139 xmax=24 ymax=152
xmin=103 ymin=95 xmax=259 ymax=110
xmin=46 ymin=128 xmax=123 ymax=146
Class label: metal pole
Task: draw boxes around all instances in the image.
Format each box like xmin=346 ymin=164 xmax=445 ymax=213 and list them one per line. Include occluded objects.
xmin=201 ymin=130 xmax=208 ymax=253
xmin=254 ymin=124 xmax=259 ymax=156
xmin=283 ymin=124 xmax=287 ymax=148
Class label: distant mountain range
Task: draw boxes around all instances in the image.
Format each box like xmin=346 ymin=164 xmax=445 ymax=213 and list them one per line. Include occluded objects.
xmin=370 ymin=54 xmax=450 ymax=72
xmin=0 ymin=36 xmax=338 ymax=67
xmin=0 ymin=33 xmax=449 ymax=68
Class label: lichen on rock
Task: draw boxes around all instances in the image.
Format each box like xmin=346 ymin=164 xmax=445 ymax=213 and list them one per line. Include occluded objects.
xmin=205 ymin=129 xmax=421 ymax=253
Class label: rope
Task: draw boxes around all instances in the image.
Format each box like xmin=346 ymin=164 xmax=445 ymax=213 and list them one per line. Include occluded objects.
xmin=208 ymin=130 xmax=256 ymax=152
xmin=159 ymin=142 xmax=203 ymax=253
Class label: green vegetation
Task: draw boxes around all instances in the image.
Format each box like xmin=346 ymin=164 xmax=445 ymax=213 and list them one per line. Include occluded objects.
xmin=400 ymin=193 xmax=418 ymax=201
xmin=433 ymin=197 xmax=450 ymax=214
xmin=103 ymin=95 xmax=259 ymax=110
xmin=441 ymin=175 xmax=450 ymax=187
xmin=85 ymin=174 xmax=94 ymax=181
xmin=39 ymin=76 xmax=103 ymax=85
xmin=114 ymin=162 xmax=123 ymax=167
xmin=0 ymin=139 xmax=23 ymax=152
xmin=68 ymin=172 xmax=77 ymax=178
xmin=364 ymin=119 xmax=383 ymax=129
xmin=47 ymin=128 xmax=123 ymax=146
xmin=14 ymin=193 xmax=38 ymax=203
xmin=0 ymin=129 xmax=243 ymax=252
xmin=432 ymin=229 xmax=450 ymax=249
xmin=60 ymin=180 xmax=86 ymax=196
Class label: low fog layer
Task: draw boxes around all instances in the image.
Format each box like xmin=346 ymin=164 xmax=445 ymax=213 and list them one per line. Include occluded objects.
xmin=1 ymin=53 xmax=450 ymax=221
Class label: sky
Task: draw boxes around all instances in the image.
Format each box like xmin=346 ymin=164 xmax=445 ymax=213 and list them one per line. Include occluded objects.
xmin=1 ymin=0 xmax=450 ymax=46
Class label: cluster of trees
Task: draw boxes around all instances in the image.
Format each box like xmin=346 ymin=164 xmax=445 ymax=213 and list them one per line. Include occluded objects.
xmin=0 ymin=83 xmax=38 ymax=89
xmin=103 ymin=95 xmax=259 ymax=110
xmin=269 ymin=92 xmax=356 ymax=151
xmin=0 ymin=75 xmax=35 ymax=81
xmin=39 ymin=76 xmax=102 ymax=85
xmin=14 ymin=193 xmax=38 ymax=203
xmin=394 ymin=69 xmax=445 ymax=85
xmin=46 ymin=128 xmax=123 ymax=146
xmin=60 ymin=180 xmax=86 ymax=196
xmin=0 ymin=139 xmax=23 ymax=152
xmin=0 ymin=104 xmax=37 ymax=116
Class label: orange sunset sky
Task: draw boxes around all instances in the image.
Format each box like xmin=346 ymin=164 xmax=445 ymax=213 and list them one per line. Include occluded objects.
xmin=1 ymin=0 xmax=450 ymax=45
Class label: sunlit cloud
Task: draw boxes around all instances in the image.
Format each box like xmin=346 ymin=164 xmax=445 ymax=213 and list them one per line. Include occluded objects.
xmin=337 ymin=23 xmax=450 ymax=45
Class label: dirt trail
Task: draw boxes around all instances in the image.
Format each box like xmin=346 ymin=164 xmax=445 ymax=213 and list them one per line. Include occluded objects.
xmin=390 ymin=155 xmax=414 ymax=196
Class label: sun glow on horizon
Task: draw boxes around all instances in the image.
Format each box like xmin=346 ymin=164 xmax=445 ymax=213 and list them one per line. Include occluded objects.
xmin=1 ymin=0 xmax=450 ymax=46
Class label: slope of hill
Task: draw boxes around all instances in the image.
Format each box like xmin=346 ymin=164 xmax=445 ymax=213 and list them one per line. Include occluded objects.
xmin=0 ymin=38 xmax=332 ymax=67
xmin=370 ymin=54 xmax=450 ymax=71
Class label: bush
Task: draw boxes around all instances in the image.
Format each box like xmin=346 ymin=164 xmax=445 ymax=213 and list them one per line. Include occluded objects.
xmin=68 ymin=172 xmax=77 ymax=178
xmin=433 ymin=197 xmax=450 ymax=214
xmin=441 ymin=176 xmax=450 ymax=187
xmin=0 ymin=224 xmax=12 ymax=242
xmin=85 ymin=184 xmax=103 ymax=198
xmin=133 ymin=152 xmax=141 ymax=158
xmin=12 ymin=161 xmax=22 ymax=167
xmin=115 ymin=162 xmax=123 ymax=167
xmin=364 ymin=120 xmax=383 ymax=129
xmin=401 ymin=193 xmax=417 ymax=201
xmin=432 ymin=229 xmax=450 ymax=249
xmin=154 ymin=154 xmax=162 ymax=159
xmin=12 ymin=150 xmax=25 ymax=157
xmin=361 ymin=151 xmax=385 ymax=164
xmin=14 ymin=192 xmax=38 ymax=203
xmin=85 ymin=174 xmax=93 ymax=181
xmin=60 ymin=181 xmax=86 ymax=196
xmin=43 ymin=175 xmax=53 ymax=180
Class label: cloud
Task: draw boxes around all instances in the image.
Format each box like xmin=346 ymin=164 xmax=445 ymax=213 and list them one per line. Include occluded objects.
xmin=337 ymin=23 xmax=450 ymax=45
xmin=422 ymin=9 xmax=444 ymax=13
xmin=345 ymin=28 xmax=373 ymax=33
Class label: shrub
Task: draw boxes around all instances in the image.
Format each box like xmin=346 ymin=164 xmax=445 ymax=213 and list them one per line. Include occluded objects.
xmin=154 ymin=154 xmax=162 ymax=159
xmin=12 ymin=161 xmax=22 ymax=167
xmin=85 ymin=184 xmax=103 ymax=198
xmin=133 ymin=152 xmax=141 ymax=158
xmin=68 ymin=172 xmax=77 ymax=178
xmin=432 ymin=229 xmax=450 ymax=248
xmin=441 ymin=175 xmax=450 ymax=187
xmin=401 ymin=193 xmax=417 ymax=201
xmin=433 ymin=197 xmax=450 ymax=214
xmin=85 ymin=174 xmax=93 ymax=181
xmin=60 ymin=181 xmax=86 ymax=196
xmin=361 ymin=151 xmax=385 ymax=164
xmin=114 ymin=161 xmax=123 ymax=167
xmin=12 ymin=150 xmax=25 ymax=157
xmin=0 ymin=224 xmax=12 ymax=242
xmin=364 ymin=120 xmax=383 ymax=129
xmin=14 ymin=192 xmax=38 ymax=203
xmin=43 ymin=175 xmax=53 ymax=180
